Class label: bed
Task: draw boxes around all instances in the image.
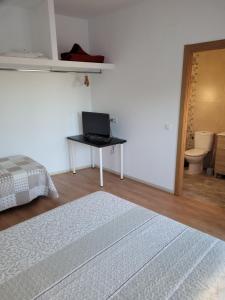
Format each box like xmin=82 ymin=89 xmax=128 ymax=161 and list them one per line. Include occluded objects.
xmin=0 ymin=155 xmax=58 ymax=212
xmin=0 ymin=191 xmax=225 ymax=299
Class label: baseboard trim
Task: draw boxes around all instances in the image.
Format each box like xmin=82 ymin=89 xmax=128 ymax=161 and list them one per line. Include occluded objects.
xmin=51 ymin=165 xmax=174 ymax=195
xmin=97 ymin=166 xmax=174 ymax=194
xmin=50 ymin=165 xmax=91 ymax=176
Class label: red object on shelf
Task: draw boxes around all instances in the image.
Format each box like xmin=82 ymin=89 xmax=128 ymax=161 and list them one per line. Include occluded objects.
xmin=61 ymin=44 xmax=105 ymax=63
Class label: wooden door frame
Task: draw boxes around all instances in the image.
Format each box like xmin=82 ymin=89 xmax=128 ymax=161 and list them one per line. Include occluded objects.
xmin=175 ymin=39 xmax=225 ymax=196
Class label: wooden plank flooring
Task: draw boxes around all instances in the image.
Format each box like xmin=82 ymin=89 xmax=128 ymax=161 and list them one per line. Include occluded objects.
xmin=1 ymin=168 xmax=225 ymax=241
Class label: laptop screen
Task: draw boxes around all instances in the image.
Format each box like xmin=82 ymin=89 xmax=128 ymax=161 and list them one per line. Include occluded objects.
xmin=82 ymin=112 xmax=110 ymax=137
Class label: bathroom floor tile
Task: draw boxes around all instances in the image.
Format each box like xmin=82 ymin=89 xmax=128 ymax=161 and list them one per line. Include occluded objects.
xmin=183 ymin=173 xmax=225 ymax=206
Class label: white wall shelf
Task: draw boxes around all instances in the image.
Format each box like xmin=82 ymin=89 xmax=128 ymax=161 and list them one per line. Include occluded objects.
xmin=0 ymin=0 xmax=114 ymax=74
xmin=0 ymin=56 xmax=114 ymax=73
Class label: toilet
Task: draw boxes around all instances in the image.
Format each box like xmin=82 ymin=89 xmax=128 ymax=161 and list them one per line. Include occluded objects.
xmin=185 ymin=131 xmax=214 ymax=175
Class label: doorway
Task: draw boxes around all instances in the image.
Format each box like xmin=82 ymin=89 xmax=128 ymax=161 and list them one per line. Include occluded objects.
xmin=175 ymin=39 xmax=225 ymax=201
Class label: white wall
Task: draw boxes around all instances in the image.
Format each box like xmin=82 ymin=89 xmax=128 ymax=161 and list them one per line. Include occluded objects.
xmin=56 ymin=14 xmax=90 ymax=57
xmin=0 ymin=71 xmax=92 ymax=173
xmin=0 ymin=3 xmax=53 ymax=58
xmin=89 ymin=0 xmax=225 ymax=192
xmin=0 ymin=5 xmax=32 ymax=54
xmin=31 ymin=0 xmax=55 ymax=58
xmin=0 ymin=14 xmax=92 ymax=174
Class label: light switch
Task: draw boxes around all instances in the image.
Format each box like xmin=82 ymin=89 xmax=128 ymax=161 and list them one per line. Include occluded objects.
xmin=164 ymin=123 xmax=172 ymax=130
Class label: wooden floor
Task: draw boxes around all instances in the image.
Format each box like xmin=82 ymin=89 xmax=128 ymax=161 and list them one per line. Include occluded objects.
xmin=1 ymin=168 xmax=225 ymax=241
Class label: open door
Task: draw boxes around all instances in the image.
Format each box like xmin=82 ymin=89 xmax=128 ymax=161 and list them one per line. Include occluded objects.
xmin=175 ymin=39 xmax=225 ymax=196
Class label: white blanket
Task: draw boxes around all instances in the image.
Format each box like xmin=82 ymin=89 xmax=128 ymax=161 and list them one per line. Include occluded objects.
xmin=0 ymin=191 xmax=225 ymax=299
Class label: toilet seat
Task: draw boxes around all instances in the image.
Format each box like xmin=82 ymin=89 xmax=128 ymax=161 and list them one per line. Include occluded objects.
xmin=185 ymin=148 xmax=207 ymax=157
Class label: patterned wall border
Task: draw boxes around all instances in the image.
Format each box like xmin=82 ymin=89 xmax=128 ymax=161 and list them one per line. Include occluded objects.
xmin=186 ymin=53 xmax=200 ymax=149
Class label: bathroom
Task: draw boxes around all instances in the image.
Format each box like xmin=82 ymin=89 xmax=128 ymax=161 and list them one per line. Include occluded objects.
xmin=183 ymin=48 xmax=225 ymax=204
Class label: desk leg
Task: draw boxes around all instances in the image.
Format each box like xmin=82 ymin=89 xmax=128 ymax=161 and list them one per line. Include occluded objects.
xmin=99 ymin=148 xmax=103 ymax=187
xmin=91 ymin=146 xmax=95 ymax=168
xmin=69 ymin=140 xmax=76 ymax=174
xmin=120 ymin=144 xmax=124 ymax=180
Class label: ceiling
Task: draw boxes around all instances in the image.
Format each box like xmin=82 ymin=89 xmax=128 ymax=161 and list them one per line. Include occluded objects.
xmin=54 ymin=0 xmax=140 ymax=19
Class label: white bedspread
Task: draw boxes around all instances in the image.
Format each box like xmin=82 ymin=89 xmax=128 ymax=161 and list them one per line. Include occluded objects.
xmin=0 ymin=191 xmax=225 ymax=299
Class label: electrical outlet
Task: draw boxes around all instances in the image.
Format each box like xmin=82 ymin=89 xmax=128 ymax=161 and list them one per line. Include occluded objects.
xmin=110 ymin=116 xmax=118 ymax=124
xmin=111 ymin=146 xmax=115 ymax=154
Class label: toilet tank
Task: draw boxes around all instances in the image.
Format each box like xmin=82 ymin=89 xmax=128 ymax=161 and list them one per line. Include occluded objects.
xmin=194 ymin=131 xmax=214 ymax=151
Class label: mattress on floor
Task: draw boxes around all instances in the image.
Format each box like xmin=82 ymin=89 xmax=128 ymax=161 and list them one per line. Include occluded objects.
xmin=0 ymin=191 xmax=225 ymax=300
xmin=0 ymin=155 xmax=58 ymax=212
